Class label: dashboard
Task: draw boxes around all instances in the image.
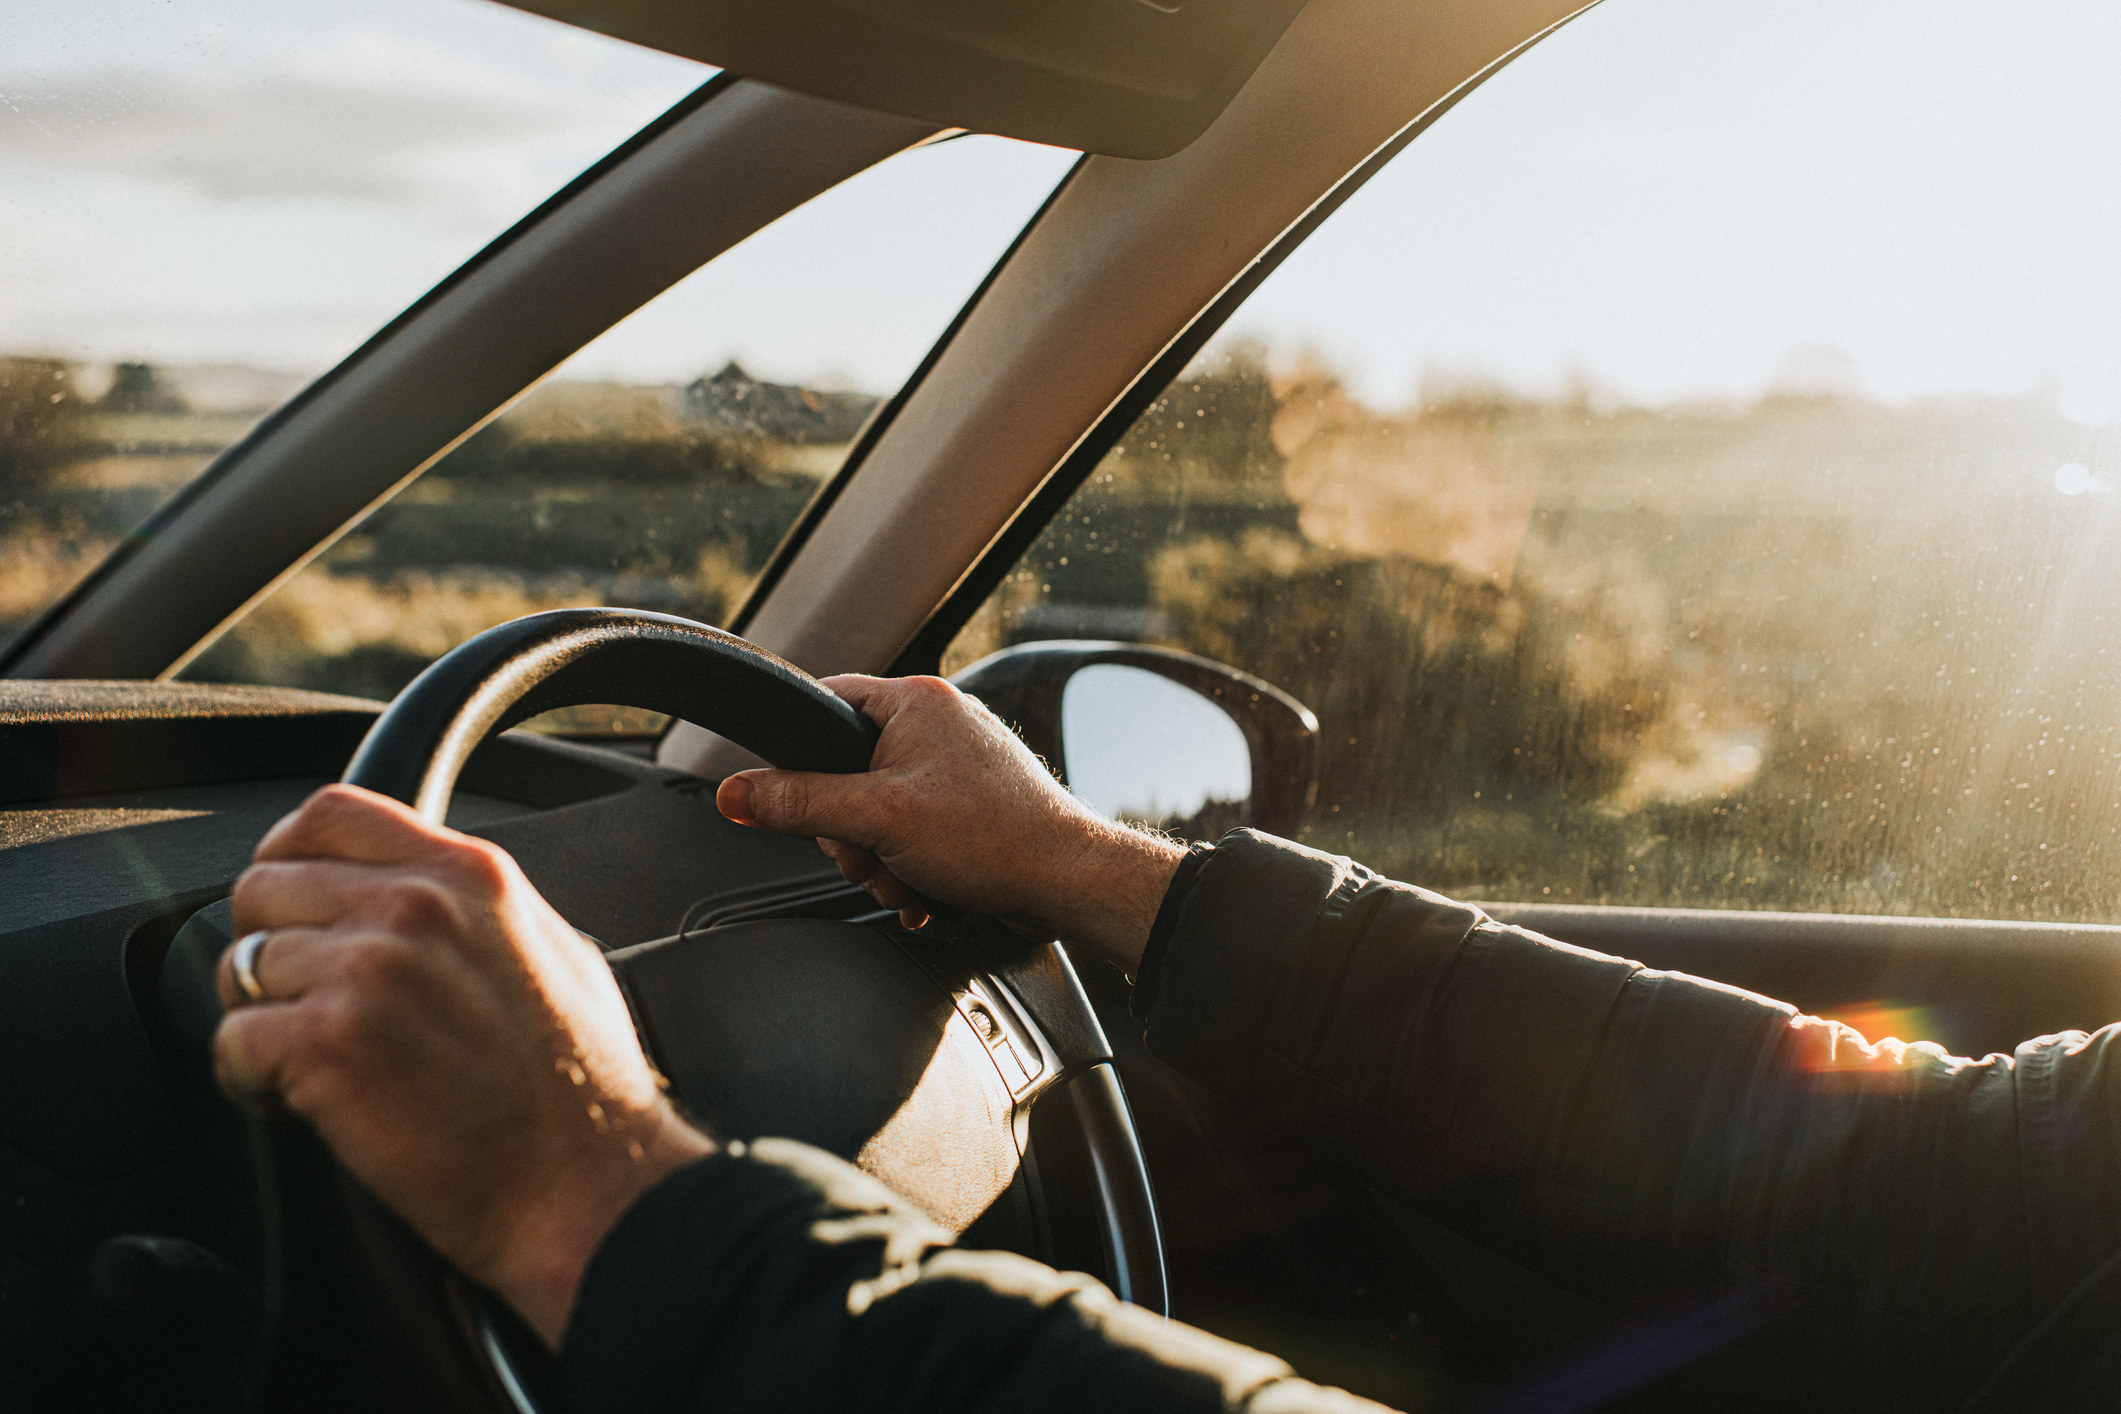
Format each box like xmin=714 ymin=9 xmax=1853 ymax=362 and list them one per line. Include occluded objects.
xmin=0 ymin=682 xmax=1073 ymax=1407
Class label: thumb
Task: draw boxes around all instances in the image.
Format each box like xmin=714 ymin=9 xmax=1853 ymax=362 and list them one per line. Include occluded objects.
xmin=717 ymin=768 xmax=875 ymax=844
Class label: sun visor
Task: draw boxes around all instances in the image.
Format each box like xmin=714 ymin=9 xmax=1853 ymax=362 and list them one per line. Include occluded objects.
xmin=496 ymin=0 xmax=1314 ymax=158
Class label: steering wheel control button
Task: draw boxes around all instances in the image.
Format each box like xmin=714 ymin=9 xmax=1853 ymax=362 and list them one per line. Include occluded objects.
xmin=962 ymin=997 xmax=1037 ymax=1093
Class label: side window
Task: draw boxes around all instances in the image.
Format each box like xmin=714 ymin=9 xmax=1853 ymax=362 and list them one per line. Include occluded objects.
xmin=0 ymin=0 xmax=707 ymax=663
xmin=181 ymin=135 xmax=1076 ymax=730
xmin=946 ymin=0 xmax=2121 ymax=923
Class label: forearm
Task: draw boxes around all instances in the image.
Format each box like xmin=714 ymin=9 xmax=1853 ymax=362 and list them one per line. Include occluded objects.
xmin=1133 ymin=831 xmax=2092 ymax=1397
xmin=562 ymin=1137 xmax=1392 ymax=1414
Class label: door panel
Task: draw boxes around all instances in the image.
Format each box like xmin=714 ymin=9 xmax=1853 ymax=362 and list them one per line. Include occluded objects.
xmin=1485 ymin=904 xmax=2121 ymax=1059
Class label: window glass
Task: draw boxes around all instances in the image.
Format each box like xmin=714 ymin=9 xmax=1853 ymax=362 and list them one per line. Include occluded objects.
xmin=184 ymin=135 xmax=1078 ymax=729
xmin=0 ymin=0 xmax=709 ymax=659
xmin=947 ymin=0 xmax=2121 ymax=923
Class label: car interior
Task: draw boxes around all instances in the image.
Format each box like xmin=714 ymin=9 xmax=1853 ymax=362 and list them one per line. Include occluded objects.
xmin=6 ymin=0 xmax=2121 ymax=1407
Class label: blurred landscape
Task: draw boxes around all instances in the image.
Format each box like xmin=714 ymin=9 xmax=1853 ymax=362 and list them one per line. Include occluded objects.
xmin=0 ymin=354 xmax=874 ymax=730
xmin=8 ymin=343 xmax=2121 ymax=921
xmin=946 ymin=344 xmax=2121 ymax=922
xmin=0 ymin=355 xmax=304 ymax=648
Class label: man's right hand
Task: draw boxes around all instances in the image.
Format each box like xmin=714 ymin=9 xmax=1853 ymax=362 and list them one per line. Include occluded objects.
xmin=714 ymin=674 xmax=1184 ymax=975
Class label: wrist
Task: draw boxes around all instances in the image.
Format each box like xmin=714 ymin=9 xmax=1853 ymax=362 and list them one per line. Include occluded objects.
xmin=495 ymin=1107 xmax=718 ymax=1347
xmin=1035 ymin=820 xmax=1185 ymax=975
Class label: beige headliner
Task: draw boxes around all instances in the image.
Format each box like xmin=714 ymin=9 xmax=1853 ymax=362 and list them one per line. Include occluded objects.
xmin=662 ymin=0 xmax=1595 ymax=777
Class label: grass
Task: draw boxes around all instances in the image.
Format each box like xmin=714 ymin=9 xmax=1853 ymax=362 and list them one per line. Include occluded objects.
xmin=9 ymin=347 xmax=2121 ymax=923
xmin=951 ymin=345 xmax=2121 ymax=923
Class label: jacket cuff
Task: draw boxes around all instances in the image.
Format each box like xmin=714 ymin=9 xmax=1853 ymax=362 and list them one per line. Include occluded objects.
xmin=560 ymin=1139 xmax=945 ymax=1414
xmin=559 ymin=1146 xmax=794 ymax=1414
xmin=1130 ymin=840 xmax=1217 ymax=1021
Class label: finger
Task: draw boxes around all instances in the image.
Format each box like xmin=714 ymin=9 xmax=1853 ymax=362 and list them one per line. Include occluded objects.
xmin=233 ymin=858 xmax=400 ymax=932
xmin=815 ymin=837 xmax=882 ymax=886
xmin=814 ymin=840 xmax=926 ymax=923
xmin=862 ymin=866 xmax=918 ymax=913
xmin=815 ymin=674 xmax=899 ymax=721
xmin=818 ymin=673 xmax=962 ymax=732
xmin=808 ymin=837 xmax=927 ymax=922
xmin=232 ymin=858 xmax=465 ymax=940
xmin=253 ymin=783 xmax=451 ymax=867
xmin=213 ymin=1003 xmax=304 ymax=1105
xmin=717 ymin=768 xmax=885 ymax=844
xmin=214 ymin=925 xmax=346 ymax=1011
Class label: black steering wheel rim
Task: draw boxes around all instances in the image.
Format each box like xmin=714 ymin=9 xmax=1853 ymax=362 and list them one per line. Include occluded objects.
xmin=341 ymin=608 xmax=877 ymax=821
xmin=284 ymin=608 xmax=1163 ymax=1409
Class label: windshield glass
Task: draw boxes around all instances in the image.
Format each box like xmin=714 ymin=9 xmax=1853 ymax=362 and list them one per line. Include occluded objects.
xmin=178 ymin=133 xmax=1080 ymax=728
xmin=952 ymin=0 xmax=2121 ymax=924
xmin=0 ymin=0 xmax=710 ymax=659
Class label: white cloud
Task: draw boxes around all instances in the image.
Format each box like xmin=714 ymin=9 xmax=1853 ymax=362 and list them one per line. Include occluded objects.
xmin=0 ymin=33 xmax=624 ymax=210
xmin=0 ymin=0 xmax=706 ymax=367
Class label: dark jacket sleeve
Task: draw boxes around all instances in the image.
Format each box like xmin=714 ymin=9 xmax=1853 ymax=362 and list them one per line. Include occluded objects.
xmin=562 ymin=1135 xmax=1390 ymax=1414
xmin=1135 ymin=829 xmax=2121 ymax=1403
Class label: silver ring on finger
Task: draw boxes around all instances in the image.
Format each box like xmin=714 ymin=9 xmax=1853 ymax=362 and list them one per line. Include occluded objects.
xmin=231 ymin=929 xmax=272 ymax=1005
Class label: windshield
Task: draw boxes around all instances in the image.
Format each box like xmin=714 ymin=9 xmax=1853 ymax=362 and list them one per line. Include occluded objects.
xmin=952 ymin=0 xmax=2121 ymax=924
xmin=0 ymin=0 xmax=710 ymax=659
xmin=175 ymin=133 xmax=1079 ymax=726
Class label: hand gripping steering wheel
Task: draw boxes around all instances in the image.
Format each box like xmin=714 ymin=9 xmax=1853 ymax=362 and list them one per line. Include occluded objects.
xmin=167 ymin=608 xmax=1164 ymax=1412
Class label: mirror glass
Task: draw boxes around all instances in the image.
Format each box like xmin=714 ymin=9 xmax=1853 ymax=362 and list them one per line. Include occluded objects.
xmin=1061 ymin=664 xmax=1251 ymax=837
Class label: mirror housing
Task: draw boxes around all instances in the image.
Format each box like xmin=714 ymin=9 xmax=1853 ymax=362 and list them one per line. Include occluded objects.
xmin=952 ymin=640 xmax=1317 ymax=837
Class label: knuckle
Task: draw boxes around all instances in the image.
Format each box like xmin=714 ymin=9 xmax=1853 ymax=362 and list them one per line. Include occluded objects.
xmin=366 ymin=877 xmax=453 ymax=936
xmin=309 ymin=991 xmax=379 ymax=1060
xmin=211 ymin=1019 xmax=275 ymax=1101
xmin=228 ymin=865 xmax=267 ymax=915
xmin=306 ymin=783 xmax=369 ymax=826
xmin=324 ymin=781 xmax=388 ymax=810
xmin=208 ymin=1016 xmax=243 ymax=1071
xmin=770 ymin=773 xmax=808 ymax=826
xmin=868 ymin=776 xmax=915 ymax=832
xmin=903 ymin=675 xmax=959 ymax=707
xmin=441 ymin=836 xmax=512 ymax=896
xmin=338 ymin=936 xmax=413 ymax=993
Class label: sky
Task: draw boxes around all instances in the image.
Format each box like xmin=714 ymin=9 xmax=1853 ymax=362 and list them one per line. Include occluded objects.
xmin=1062 ymin=664 xmax=1252 ymax=824
xmin=1233 ymin=0 xmax=2121 ymax=421
xmin=0 ymin=1 xmax=701 ymax=378
xmin=0 ymin=0 xmax=1075 ymax=394
xmin=4 ymin=0 xmax=2121 ymax=419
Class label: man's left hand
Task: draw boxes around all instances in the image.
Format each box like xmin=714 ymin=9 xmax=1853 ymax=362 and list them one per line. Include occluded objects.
xmin=212 ymin=783 xmax=714 ymax=1346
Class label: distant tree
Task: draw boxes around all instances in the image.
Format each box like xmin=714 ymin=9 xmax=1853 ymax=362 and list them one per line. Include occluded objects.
xmin=1113 ymin=340 xmax=1284 ymax=489
xmin=0 ymin=357 xmax=87 ymax=492
xmin=100 ymin=361 xmax=188 ymax=414
xmin=682 ymin=362 xmax=877 ymax=445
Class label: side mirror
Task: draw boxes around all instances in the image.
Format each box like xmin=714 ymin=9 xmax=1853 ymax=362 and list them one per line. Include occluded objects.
xmin=951 ymin=641 xmax=1318 ymax=839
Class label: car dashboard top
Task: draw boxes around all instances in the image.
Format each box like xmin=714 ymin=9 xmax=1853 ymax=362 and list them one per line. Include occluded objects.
xmin=0 ymin=680 xmax=853 ymax=1378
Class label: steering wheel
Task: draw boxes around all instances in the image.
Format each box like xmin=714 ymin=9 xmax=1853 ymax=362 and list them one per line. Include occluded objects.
xmin=162 ymin=608 xmax=1165 ymax=1411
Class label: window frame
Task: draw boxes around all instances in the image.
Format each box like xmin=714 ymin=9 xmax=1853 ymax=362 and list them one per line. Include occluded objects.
xmin=886 ymin=39 xmax=1538 ymax=677
xmin=0 ymin=77 xmax=937 ymax=682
